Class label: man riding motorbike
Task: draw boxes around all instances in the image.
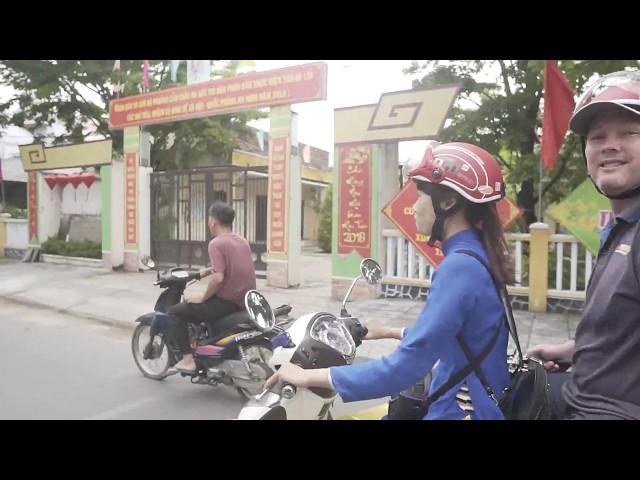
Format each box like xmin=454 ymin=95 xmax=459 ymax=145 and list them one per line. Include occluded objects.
xmin=169 ymin=202 xmax=256 ymax=373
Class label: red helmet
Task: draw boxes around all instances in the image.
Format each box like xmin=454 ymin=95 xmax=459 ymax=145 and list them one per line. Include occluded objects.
xmin=407 ymin=142 xmax=505 ymax=203
xmin=569 ymin=70 xmax=640 ymax=136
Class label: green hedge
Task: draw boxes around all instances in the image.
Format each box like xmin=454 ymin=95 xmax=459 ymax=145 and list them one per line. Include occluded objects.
xmin=1 ymin=204 xmax=27 ymax=219
xmin=316 ymin=186 xmax=332 ymax=253
xmin=41 ymin=239 xmax=102 ymax=259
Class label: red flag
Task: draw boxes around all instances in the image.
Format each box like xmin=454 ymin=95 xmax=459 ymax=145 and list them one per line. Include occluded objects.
xmin=143 ymin=60 xmax=150 ymax=90
xmin=542 ymin=61 xmax=575 ymax=171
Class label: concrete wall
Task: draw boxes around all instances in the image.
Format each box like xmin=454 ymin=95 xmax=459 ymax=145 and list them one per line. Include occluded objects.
xmin=60 ymin=182 xmax=101 ymax=216
xmin=0 ymin=217 xmax=28 ymax=257
xmin=35 ymin=169 xmax=101 ymax=243
xmin=302 ymin=183 xmax=322 ymax=241
xmin=39 ymin=177 xmax=62 ymax=242
xmin=6 ymin=219 xmax=28 ymax=249
xmin=110 ymin=158 xmax=124 ymax=268
xmin=138 ymin=166 xmax=153 ymax=266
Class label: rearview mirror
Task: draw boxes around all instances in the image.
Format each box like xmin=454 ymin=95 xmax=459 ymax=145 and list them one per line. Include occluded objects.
xmin=141 ymin=255 xmax=156 ymax=269
xmin=340 ymin=257 xmax=383 ymax=317
xmin=360 ymin=258 xmax=382 ymax=285
xmin=244 ymin=290 xmax=275 ymax=332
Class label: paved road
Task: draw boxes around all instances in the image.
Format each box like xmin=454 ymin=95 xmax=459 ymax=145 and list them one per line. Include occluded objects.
xmin=0 ymin=299 xmax=384 ymax=420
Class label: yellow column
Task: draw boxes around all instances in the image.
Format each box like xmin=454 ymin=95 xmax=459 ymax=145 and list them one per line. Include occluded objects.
xmin=528 ymin=222 xmax=550 ymax=313
xmin=0 ymin=218 xmax=7 ymax=257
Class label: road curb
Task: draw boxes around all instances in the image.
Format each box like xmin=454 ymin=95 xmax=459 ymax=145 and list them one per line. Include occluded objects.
xmin=0 ymin=294 xmax=136 ymax=331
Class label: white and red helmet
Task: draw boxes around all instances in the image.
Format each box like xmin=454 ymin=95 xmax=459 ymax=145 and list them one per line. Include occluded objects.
xmin=570 ymin=70 xmax=640 ymax=200
xmin=570 ymin=70 xmax=640 ymax=136
xmin=408 ymin=142 xmax=505 ymax=204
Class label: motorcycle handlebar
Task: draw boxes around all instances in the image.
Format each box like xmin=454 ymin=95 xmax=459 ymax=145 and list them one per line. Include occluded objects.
xmin=154 ymin=269 xmax=201 ymax=287
xmin=281 ymin=384 xmax=297 ymax=399
xmin=273 ymin=304 xmax=292 ymax=318
xmin=342 ymin=317 xmax=368 ymax=347
xmin=553 ymin=359 xmax=572 ymax=372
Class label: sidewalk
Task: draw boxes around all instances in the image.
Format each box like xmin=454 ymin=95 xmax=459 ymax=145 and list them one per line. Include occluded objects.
xmin=0 ymin=254 xmax=580 ymax=359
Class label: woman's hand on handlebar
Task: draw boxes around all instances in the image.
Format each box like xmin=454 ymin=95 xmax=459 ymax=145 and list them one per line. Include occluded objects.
xmin=264 ymin=363 xmax=332 ymax=391
xmin=364 ymin=325 xmax=404 ymax=341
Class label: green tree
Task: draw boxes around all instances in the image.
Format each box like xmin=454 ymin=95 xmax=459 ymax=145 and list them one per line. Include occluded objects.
xmin=0 ymin=60 xmax=265 ymax=171
xmin=406 ymin=60 xmax=640 ymax=230
xmin=316 ymin=186 xmax=333 ymax=253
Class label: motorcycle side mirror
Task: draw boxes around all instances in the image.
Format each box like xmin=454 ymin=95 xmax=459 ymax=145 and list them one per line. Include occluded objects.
xmin=340 ymin=258 xmax=383 ymax=317
xmin=360 ymin=258 xmax=383 ymax=285
xmin=141 ymin=256 xmax=160 ymax=281
xmin=244 ymin=290 xmax=275 ymax=332
xmin=141 ymin=255 xmax=156 ymax=269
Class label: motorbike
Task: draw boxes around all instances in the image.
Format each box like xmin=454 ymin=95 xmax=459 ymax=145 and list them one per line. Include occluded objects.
xmin=236 ymin=257 xmax=382 ymax=420
xmin=131 ymin=256 xmax=293 ymax=399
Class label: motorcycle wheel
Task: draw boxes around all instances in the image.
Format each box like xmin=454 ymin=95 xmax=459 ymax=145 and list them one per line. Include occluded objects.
xmin=236 ymin=342 xmax=274 ymax=400
xmin=132 ymin=323 xmax=172 ymax=380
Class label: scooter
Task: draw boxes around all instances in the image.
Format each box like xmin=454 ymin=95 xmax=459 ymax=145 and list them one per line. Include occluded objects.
xmin=236 ymin=258 xmax=382 ymax=419
xmin=131 ymin=256 xmax=293 ymax=399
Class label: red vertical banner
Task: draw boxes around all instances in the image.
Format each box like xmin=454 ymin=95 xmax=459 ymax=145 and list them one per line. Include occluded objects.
xmin=28 ymin=172 xmax=38 ymax=242
xmin=338 ymin=145 xmax=372 ymax=258
xmin=125 ymin=153 xmax=138 ymax=247
xmin=268 ymin=137 xmax=289 ymax=254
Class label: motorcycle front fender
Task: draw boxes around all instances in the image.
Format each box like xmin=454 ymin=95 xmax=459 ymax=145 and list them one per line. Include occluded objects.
xmin=237 ymin=404 xmax=287 ymax=420
xmin=135 ymin=312 xmax=157 ymax=325
xmin=135 ymin=311 xmax=175 ymax=338
xmin=236 ymin=391 xmax=289 ymax=420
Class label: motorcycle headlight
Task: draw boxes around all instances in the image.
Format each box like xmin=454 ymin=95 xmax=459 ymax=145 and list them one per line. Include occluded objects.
xmin=310 ymin=315 xmax=356 ymax=358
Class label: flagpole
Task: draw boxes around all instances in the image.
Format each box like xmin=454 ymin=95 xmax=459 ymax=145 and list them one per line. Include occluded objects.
xmin=538 ymin=155 xmax=543 ymax=222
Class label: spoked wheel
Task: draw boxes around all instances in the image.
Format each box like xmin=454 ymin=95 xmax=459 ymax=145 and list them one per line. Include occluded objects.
xmin=132 ymin=323 xmax=172 ymax=380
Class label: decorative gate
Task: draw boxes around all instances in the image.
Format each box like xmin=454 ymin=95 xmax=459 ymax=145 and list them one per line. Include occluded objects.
xmin=150 ymin=165 xmax=269 ymax=276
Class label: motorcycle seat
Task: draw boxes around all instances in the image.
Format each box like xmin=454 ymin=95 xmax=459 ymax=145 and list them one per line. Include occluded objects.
xmin=204 ymin=311 xmax=255 ymax=344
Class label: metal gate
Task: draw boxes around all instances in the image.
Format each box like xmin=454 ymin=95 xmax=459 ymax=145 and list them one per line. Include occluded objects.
xmin=150 ymin=165 xmax=269 ymax=276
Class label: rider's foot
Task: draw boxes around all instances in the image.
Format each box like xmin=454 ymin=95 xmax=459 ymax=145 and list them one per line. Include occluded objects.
xmin=174 ymin=358 xmax=197 ymax=373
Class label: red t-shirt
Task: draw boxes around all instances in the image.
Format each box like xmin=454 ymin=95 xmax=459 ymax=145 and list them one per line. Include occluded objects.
xmin=208 ymin=233 xmax=256 ymax=307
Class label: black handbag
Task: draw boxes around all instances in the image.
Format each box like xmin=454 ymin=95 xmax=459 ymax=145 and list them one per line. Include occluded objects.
xmin=387 ymin=372 xmax=432 ymax=420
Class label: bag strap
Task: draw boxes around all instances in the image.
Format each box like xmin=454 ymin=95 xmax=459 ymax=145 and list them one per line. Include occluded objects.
xmin=455 ymin=249 xmax=524 ymax=369
xmin=456 ymin=332 xmax=499 ymax=404
xmin=420 ymin=248 xmax=520 ymax=408
xmin=424 ymin=322 xmax=502 ymax=407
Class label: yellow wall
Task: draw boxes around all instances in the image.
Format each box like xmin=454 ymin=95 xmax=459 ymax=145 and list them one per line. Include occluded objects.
xmin=19 ymin=140 xmax=112 ymax=172
xmin=232 ymin=150 xmax=332 ymax=184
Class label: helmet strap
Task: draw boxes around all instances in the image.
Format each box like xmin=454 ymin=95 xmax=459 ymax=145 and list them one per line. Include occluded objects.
xmin=427 ymin=189 xmax=463 ymax=247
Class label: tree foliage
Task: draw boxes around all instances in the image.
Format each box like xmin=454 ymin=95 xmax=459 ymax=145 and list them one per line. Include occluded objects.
xmin=0 ymin=60 xmax=265 ymax=171
xmin=316 ymin=186 xmax=333 ymax=253
xmin=406 ymin=60 xmax=640 ymax=229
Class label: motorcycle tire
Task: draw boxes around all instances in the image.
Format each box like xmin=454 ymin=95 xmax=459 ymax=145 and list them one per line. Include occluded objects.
xmin=131 ymin=323 xmax=173 ymax=380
